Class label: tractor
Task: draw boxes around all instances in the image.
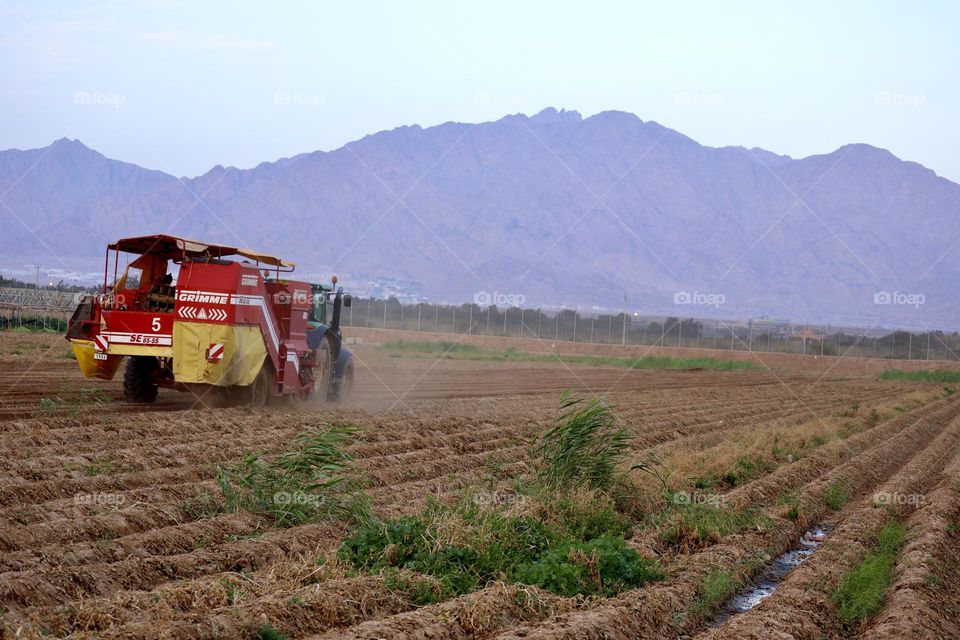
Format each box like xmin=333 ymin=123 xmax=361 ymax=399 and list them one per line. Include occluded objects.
xmin=65 ymin=234 xmax=354 ymax=405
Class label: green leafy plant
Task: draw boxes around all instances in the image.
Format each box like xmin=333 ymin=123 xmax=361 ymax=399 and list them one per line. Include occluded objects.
xmin=338 ymin=489 xmax=661 ymax=600
xmin=511 ymin=534 xmax=663 ymax=597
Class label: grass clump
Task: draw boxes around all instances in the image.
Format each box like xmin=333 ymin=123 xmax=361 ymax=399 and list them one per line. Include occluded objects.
xmin=34 ymin=386 xmax=113 ymax=418
xmin=824 ymin=479 xmax=851 ymax=511
xmin=832 ymin=522 xmax=907 ymax=623
xmin=777 ymin=491 xmax=803 ymax=521
xmin=532 ymin=392 xmax=632 ymax=492
xmin=656 ymin=503 xmax=769 ymax=552
xmin=381 ymin=569 xmax=446 ymax=605
xmin=217 ymin=423 xmax=370 ymax=527
xmin=690 ymin=567 xmax=741 ymax=619
xmin=720 ymin=455 xmax=777 ymax=487
xmin=83 ymin=457 xmax=116 ymax=476
xmin=878 ymin=369 xmax=960 ymax=384
xmin=255 ymin=624 xmax=290 ymax=640
xmin=863 ymin=409 xmax=884 ymax=427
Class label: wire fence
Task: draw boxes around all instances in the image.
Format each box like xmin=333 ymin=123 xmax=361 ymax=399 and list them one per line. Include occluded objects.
xmin=341 ymin=298 xmax=960 ymax=362
xmin=0 ymin=311 xmax=69 ymax=332
xmin=3 ymin=288 xmax=957 ymax=361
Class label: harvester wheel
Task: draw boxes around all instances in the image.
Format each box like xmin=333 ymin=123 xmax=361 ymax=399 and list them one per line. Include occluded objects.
xmin=329 ymin=360 xmax=354 ymax=402
xmin=311 ymin=337 xmax=333 ymax=403
xmin=248 ymin=361 xmax=274 ymax=406
xmin=123 ymin=356 xmax=159 ymax=403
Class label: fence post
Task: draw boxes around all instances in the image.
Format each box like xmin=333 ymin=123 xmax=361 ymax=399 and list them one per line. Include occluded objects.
xmin=908 ymin=333 xmax=913 ymax=360
xmin=383 ymin=301 xmax=387 ymax=329
xmin=417 ymin=304 xmax=422 ymax=332
xmin=468 ymin=306 xmax=473 ymax=334
xmin=573 ymin=311 xmax=577 ymax=342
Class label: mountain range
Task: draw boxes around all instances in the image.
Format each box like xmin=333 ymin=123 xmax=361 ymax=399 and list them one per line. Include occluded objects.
xmin=1 ymin=108 xmax=958 ymax=328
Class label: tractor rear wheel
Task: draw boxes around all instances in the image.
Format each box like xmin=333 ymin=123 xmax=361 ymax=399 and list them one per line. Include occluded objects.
xmin=123 ymin=356 xmax=159 ymax=403
xmin=329 ymin=359 xmax=354 ymax=402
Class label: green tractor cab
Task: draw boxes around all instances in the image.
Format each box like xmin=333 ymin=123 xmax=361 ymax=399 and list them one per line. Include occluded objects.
xmin=307 ymin=278 xmax=354 ymax=401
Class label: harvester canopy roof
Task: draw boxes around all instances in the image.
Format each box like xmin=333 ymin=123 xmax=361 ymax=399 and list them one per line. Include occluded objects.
xmin=108 ymin=234 xmax=295 ymax=268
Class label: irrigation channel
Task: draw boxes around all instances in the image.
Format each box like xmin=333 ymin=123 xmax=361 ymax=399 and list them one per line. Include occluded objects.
xmin=711 ymin=525 xmax=832 ymax=626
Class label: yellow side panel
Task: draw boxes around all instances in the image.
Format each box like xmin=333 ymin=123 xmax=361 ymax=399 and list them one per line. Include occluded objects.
xmin=173 ymin=322 xmax=266 ymax=387
xmin=108 ymin=344 xmax=174 ymax=357
xmin=70 ymin=339 xmax=124 ymax=380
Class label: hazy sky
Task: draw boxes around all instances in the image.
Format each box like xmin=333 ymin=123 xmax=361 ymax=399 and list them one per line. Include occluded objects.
xmin=2 ymin=0 xmax=958 ymax=180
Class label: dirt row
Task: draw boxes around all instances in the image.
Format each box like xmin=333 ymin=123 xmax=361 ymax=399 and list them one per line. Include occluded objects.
xmin=698 ymin=413 xmax=960 ymax=639
xmin=861 ymin=456 xmax=960 ymax=639
xmin=5 ymin=328 xmax=942 ymax=422
xmin=1 ymin=329 xmax=957 ymax=639
xmin=4 ymin=393 xmax=950 ymax=637
xmin=436 ymin=399 xmax=960 ymax=640
xmin=115 ymin=395 xmax=949 ymax=640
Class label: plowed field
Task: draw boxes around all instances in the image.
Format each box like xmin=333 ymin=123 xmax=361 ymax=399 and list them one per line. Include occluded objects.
xmin=2 ymin=330 xmax=959 ymax=639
